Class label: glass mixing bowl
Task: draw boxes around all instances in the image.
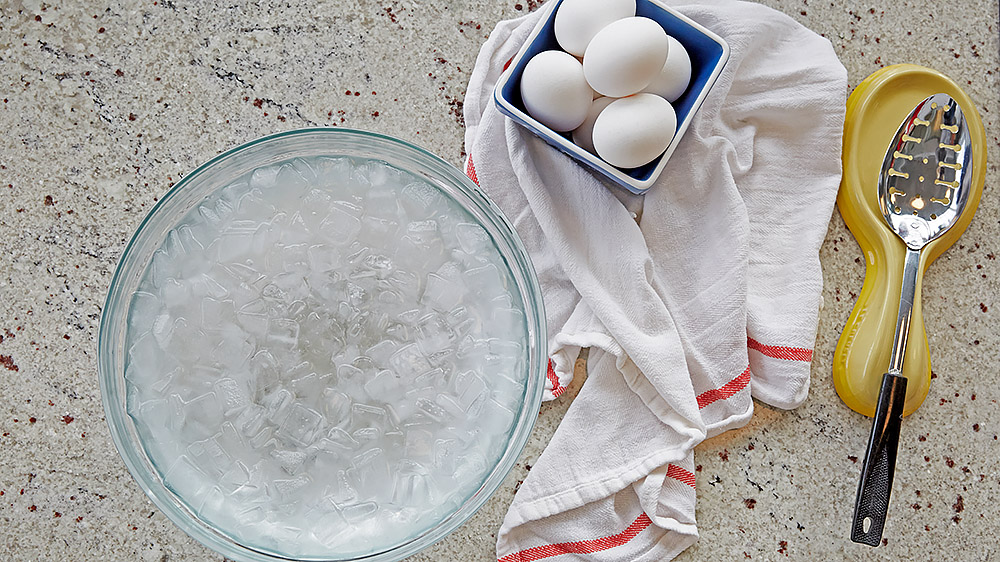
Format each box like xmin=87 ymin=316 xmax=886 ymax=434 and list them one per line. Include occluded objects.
xmin=98 ymin=128 xmax=546 ymax=561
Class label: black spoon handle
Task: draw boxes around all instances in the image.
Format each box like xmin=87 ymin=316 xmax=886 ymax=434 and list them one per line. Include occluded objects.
xmin=851 ymin=373 xmax=907 ymax=547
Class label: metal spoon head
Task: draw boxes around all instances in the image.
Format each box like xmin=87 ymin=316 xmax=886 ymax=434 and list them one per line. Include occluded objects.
xmin=877 ymin=93 xmax=973 ymax=250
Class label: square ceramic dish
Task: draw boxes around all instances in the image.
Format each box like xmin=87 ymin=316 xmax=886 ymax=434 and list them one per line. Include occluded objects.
xmin=494 ymin=0 xmax=730 ymax=194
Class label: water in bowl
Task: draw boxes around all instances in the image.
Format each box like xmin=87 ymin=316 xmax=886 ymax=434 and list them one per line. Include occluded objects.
xmin=123 ymin=156 xmax=528 ymax=558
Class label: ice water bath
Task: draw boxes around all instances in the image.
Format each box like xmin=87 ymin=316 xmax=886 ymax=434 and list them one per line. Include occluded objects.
xmin=123 ymin=155 xmax=530 ymax=558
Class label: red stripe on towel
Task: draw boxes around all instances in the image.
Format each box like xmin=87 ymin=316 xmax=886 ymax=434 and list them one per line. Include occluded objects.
xmin=666 ymin=463 xmax=696 ymax=488
xmin=503 ymin=56 xmax=515 ymax=71
xmin=547 ymin=359 xmax=567 ymax=398
xmin=747 ymin=337 xmax=813 ymax=362
xmin=465 ymin=155 xmax=480 ymax=186
xmin=696 ymin=366 xmax=751 ymax=409
xmin=498 ymin=512 xmax=653 ymax=562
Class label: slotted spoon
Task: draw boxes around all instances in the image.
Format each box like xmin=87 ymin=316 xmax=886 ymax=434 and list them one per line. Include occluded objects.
xmin=850 ymin=93 xmax=973 ymax=546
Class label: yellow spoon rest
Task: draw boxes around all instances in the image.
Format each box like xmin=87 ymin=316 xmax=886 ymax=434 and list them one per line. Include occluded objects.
xmin=834 ymin=64 xmax=987 ymax=418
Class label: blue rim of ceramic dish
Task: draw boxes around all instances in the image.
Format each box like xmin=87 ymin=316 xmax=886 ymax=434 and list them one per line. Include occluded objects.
xmin=98 ymin=128 xmax=547 ymax=562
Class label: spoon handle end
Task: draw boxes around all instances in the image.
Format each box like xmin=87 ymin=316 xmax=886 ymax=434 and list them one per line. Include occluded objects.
xmin=851 ymin=373 xmax=907 ymax=546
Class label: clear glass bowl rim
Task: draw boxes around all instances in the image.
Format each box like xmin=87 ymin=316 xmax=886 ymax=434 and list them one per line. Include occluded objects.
xmin=97 ymin=127 xmax=547 ymax=562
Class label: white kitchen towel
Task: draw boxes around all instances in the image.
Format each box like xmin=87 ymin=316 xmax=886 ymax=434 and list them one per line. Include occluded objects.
xmin=462 ymin=1 xmax=846 ymax=560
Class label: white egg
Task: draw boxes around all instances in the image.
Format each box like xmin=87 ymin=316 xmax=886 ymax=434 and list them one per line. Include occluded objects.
xmin=592 ymin=93 xmax=677 ymax=169
xmin=571 ymin=96 xmax=615 ymax=154
xmin=519 ymin=50 xmax=594 ymax=132
xmin=642 ymin=35 xmax=692 ymax=102
xmin=554 ymin=0 xmax=636 ymax=57
xmin=583 ymin=17 xmax=669 ymax=98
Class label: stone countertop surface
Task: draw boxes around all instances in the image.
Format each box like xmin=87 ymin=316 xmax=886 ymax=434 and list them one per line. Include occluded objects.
xmin=1 ymin=0 xmax=998 ymax=560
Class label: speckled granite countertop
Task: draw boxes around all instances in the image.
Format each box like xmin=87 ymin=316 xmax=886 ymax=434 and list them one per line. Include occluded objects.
xmin=1 ymin=1 xmax=998 ymax=560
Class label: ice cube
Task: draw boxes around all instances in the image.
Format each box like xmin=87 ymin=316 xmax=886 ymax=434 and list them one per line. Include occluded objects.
xmin=405 ymin=220 xmax=441 ymax=246
xmin=290 ymin=372 xmax=327 ymax=401
xmin=272 ymin=473 xmax=311 ymax=502
xmin=432 ymin=438 xmax=460 ymax=474
xmin=321 ymin=389 xmax=352 ymax=426
xmin=187 ymin=437 xmax=231 ymax=477
xmin=491 ymin=372 xmax=526 ymax=404
xmin=161 ymin=278 xmax=190 ymax=309
xmin=271 ymin=449 xmax=310 ymax=475
xmin=248 ymin=426 xmax=274 ymax=449
xmin=197 ymin=203 xmax=224 ymax=229
xmin=129 ymin=291 xmax=161 ymax=326
xmin=216 ymin=231 xmax=255 ymax=263
xmin=387 ymin=269 xmax=420 ymax=299
xmin=481 ymin=398 xmax=517 ymax=436
xmin=314 ymin=156 xmax=354 ymax=188
xmin=364 ymin=160 xmax=405 ymax=189
xmin=400 ymin=181 xmax=445 ymax=219
xmin=250 ymin=164 xmax=281 ymax=189
xmin=363 ymin=186 xmax=400 ymax=218
xmin=349 ymin=448 xmax=391 ymax=500
xmin=412 ymin=367 xmax=446 ymax=391
xmin=492 ymin=307 xmax=525 ymax=334
xmin=219 ymin=460 xmax=252 ymax=493
xmin=213 ymin=378 xmax=250 ymax=415
xmin=464 ymin=263 xmax=503 ymax=295
xmin=337 ymin=364 xmax=368 ymax=401
xmin=175 ymin=224 xmax=206 ymax=255
xmin=276 ymin=403 xmax=324 ymax=447
xmin=266 ymin=318 xmax=299 ymax=349
xmin=415 ymin=313 xmax=457 ymax=356
xmin=421 ymin=273 xmax=463 ymax=312
xmin=365 ymin=340 xmax=398 ymax=367
xmin=415 ymin=398 xmax=447 ymax=422
xmin=324 ymin=427 xmax=361 ymax=452
xmin=341 ymin=501 xmax=378 ymax=524
xmin=235 ymin=504 xmax=266 ymax=526
xmin=392 ymin=460 xmax=431 ymax=507
xmin=236 ymin=309 xmax=268 ymax=338
xmin=455 ymin=223 xmax=491 ymax=254
xmin=131 ymin=398 xmax=173 ymax=436
xmin=248 ymin=349 xmax=280 ymax=393
xmin=435 ymin=394 xmax=466 ymax=419
xmin=351 ymin=403 xmax=388 ymax=433
xmin=318 ymin=203 xmax=362 ymax=245
xmin=352 ymin=427 xmax=381 ymax=442
xmin=388 ymin=344 xmax=432 ymax=379
xmin=173 ymin=392 xmax=225 ymax=441
xmin=451 ymin=370 xmax=487 ymax=411
xmin=363 ymin=370 xmax=403 ymax=403
xmin=307 ymin=244 xmax=341 ymax=273
xmin=263 ymin=388 xmax=296 ymax=425
xmin=324 ymin=469 xmax=358 ymax=506
xmin=199 ymin=297 xmax=234 ymax=330
xmin=290 ymin=157 xmax=318 ymax=184
xmin=151 ymin=312 xmax=176 ymax=348
xmin=164 ymin=455 xmax=213 ymax=500
xmin=274 ymin=243 xmax=311 ymax=275
xmin=436 ymin=260 xmax=463 ymax=281
xmin=404 ymin=428 xmax=434 ymax=461
xmin=384 ymin=322 xmax=410 ymax=342
xmin=362 ymin=254 xmax=394 ymax=279
xmin=214 ymin=421 xmax=251 ymax=463
xmin=211 ymin=324 xmax=255 ymax=369
xmin=361 ymin=215 xmax=400 ymax=248
xmin=187 ymin=273 xmax=228 ymax=300
xmin=234 ymin=404 xmax=267 ymax=436
xmin=236 ymin=188 xmax=277 ymax=217
xmin=197 ymin=486 xmax=227 ymax=516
